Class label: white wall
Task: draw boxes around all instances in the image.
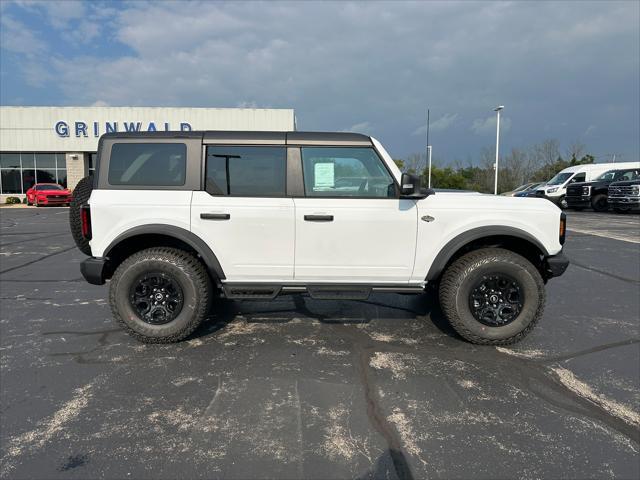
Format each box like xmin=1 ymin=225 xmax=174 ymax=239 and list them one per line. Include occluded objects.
xmin=0 ymin=106 xmax=295 ymax=152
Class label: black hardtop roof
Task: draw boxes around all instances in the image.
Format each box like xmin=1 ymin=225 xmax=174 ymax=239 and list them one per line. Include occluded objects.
xmin=100 ymin=130 xmax=372 ymax=146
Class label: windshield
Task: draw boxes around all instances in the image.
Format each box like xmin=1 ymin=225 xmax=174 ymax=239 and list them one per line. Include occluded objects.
xmin=35 ymin=184 xmax=64 ymax=191
xmin=546 ymin=172 xmax=573 ymax=186
xmin=513 ymin=183 xmax=531 ymax=192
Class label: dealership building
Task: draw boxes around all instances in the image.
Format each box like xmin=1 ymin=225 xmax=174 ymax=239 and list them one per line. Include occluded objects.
xmin=0 ymin=106 xmax=295 ymax=201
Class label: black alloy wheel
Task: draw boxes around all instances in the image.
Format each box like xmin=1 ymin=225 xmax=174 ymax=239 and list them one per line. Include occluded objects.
xmin=129 ymin=272 xmax=184 ymax=325
xmin=468 ymin=274 xmax=524 ymax=327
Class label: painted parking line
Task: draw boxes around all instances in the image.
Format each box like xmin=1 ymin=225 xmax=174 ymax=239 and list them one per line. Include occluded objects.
xmin=567 ymin=226 xmax=640 ymax=244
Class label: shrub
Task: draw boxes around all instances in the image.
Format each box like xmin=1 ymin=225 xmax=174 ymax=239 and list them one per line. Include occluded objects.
xmin=5 ymin=196 xmax=21 ymax=205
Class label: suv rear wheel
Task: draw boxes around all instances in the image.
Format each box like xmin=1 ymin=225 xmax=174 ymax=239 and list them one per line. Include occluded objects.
xmin=439 ymin=248 xmax=545 ymax=345
xmin=109 ymin=247 xmax=212 ymax=343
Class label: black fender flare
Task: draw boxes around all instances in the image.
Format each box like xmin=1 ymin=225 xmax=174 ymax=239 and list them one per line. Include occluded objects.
xmin=425 ymin=226 xmax=550 ymax=281
xmin=104 ymin=224 xmax=226 ymax=280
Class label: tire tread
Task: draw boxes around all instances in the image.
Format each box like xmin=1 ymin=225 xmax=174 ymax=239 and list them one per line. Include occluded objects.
xmin=109 ymin=247 xmax=212 ymax=343
xmin=439 ymin=247 xmax=545 ymax=345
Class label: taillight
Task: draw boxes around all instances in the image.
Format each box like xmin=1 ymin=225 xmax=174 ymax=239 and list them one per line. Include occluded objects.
xmin=559 ymin=212 xmax=566 ymax=245
xmin=81 ymin=205 xmax=92 ymax=240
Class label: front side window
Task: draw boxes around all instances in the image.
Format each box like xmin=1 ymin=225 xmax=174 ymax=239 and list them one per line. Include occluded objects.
xmin=108 ymin=143 xmax=186 ymax=186
xmin=205 ymin=146 xmax=286 ymax=196
xmin=301 ymin=147 xmax=395 ymax=198
xmin=571 ymin=173 xmax=586 ymax=183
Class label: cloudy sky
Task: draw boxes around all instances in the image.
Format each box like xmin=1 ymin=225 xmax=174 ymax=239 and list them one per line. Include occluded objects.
xmin=1 ymin=0 xmax=638 ymax=162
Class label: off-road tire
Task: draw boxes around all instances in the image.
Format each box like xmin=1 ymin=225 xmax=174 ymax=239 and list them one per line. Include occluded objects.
xmin=439 ymin=248 xmax=545 ymax=345
xmin=591 ymin=193 xmax=608 ymax=212
xmin=109 ymin=247 xmax=212 ymax=343
xmin=69 ymin=176 xmax=94 ymax=255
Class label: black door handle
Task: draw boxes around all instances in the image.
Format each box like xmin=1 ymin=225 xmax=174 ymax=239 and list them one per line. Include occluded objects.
xmin=201 ymin=213 xmax=230 ymax=220
xmin=304 ymin=214 xmax=333 ymax=222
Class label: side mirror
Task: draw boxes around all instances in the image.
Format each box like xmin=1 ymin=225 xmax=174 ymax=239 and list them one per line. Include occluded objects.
xmin=400 ymin=173 xmax=433 ymax=199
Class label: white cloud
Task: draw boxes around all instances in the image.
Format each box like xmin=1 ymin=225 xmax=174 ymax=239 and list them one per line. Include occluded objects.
xmin=0 ymin=14 xmax=46 ymax=56
xmin=342 ymin=121 xmax=373 ymax=134
xmin=584 ymin=125 xmax=597 ymax=137
xmin=413 ymin=113 xmax=458 ymax=135
xmin=471 ymin=115 xmax=512 ymax=135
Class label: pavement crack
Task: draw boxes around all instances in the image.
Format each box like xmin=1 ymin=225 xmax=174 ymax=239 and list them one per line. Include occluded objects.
xmin=0 ymin=246 xmax=76 ymax=275
xmin=540 ymin=338 xmax=640 ymax=363
xmin=353 ymin=340 xmax=415 ymax=480
xmin=570 ymin=260 xmax=640 ymax=285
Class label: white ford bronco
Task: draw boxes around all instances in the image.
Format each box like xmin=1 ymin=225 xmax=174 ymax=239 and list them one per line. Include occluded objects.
xmin=70 ymin=131 xmax=569 ymax=345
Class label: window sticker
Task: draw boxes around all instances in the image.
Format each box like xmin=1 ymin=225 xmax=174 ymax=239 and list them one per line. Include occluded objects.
xmin=314 ymin=162 xmax=335 ymax=189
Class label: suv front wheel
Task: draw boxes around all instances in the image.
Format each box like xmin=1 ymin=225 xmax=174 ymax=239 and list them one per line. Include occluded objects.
xmin=439 ymin=248 xmax=545 ymax=345
xmin=109 ymin=247 xmax=212 ymax=343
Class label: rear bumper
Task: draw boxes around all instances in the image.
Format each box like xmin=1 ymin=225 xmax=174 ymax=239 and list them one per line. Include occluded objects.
xmin=80 ymin=257 xmax=107 ymax=285
xmin=544 ymin=252 xmax=569 ymax=279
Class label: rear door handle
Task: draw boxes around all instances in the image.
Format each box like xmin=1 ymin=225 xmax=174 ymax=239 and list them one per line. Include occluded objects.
xmin=304 ymin=214 xmax=333 ymax=222
xmin=200 ymin=213 xmax=230 ymax=220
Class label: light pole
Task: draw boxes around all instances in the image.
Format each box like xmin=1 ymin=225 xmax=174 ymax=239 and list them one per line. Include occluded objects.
xmin=493 ymin=105 xmax=504 ymax=195
xmin=427 ymin=145 xmax=432 ymax=188
xmin=426 ymin=109 xmax=432 ymax=188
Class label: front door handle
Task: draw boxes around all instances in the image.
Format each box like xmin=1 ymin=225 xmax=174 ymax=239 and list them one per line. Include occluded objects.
xmin=201 ymin=213 xmax=230 ymax=220
xmin=304 ymin=214 xmax=334 ymax=222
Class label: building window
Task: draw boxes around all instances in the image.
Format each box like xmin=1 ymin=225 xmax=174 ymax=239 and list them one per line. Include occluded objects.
xmin=89 ymin=153 xmax=97 ymax=176
xmin=0 ymin=152 xmax=69 ymax=194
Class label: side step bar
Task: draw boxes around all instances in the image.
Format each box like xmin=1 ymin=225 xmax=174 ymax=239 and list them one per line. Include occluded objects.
xmin=221 ymin=283 xmax=424 ymax=300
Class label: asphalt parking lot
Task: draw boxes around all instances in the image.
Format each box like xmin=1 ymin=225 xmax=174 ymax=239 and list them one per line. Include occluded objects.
xmin=0 ymin=207 xmax=638 ymax=479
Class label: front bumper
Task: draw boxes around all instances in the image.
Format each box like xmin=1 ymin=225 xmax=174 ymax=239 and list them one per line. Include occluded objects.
xmin=544 ymin=252 xmax=569 ymax=279
xmin=80 ymin=257 xmax=107 ymax=285
xmin=609 ymin=197 xmax=640 ymax=209
xmin=565 ymin=196 xmax=590 ymax=208
xmin=38 ymin=196 xmax=72 ymax=205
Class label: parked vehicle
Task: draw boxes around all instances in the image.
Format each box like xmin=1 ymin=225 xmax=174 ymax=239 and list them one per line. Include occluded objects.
xmin=69 ymin=131 xmax=568 ymax=345
xmin=565 ymin=165 xmax=640 ymax=212
xmin=501 ymin=182 xmax=538 ymax=197
xmin=26 ymin=183 xmax=72 ymax=206
xmin=535 ymin=162 xmax=640 ymax=209
xmin=608 ymin=179 xmax=640 ymax=212
xmin=513 ymin=182 xmax=545 ymax=198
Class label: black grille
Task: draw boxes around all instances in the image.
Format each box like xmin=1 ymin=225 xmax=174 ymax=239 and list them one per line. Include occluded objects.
xmin=608 ymin=185 xmax=636 ymax=197
xmin=566 ymin=185 xmax=583 ymax=196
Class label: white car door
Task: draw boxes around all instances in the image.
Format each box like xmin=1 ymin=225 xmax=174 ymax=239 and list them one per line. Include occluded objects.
xmin=293 ymin=146 xmax=418 ymax=283
xmin=191 ymin=145 xmax=294 ymax=281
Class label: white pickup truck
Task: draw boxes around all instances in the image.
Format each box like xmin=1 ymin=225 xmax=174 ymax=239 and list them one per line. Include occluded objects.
xmin=70 ymin=131 xmax=568 ymax=345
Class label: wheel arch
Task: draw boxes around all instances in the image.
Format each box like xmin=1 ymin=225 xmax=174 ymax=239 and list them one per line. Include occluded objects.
xmin=103 ymin=225 xmax=225 ymax=282
xmin=426 ymin=226 xmax=550 ymax=282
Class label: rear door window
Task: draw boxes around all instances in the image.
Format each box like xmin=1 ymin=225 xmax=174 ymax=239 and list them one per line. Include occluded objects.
xmin=108 ymin=143 xmax=186 ymax=186
xmin=205 ymin=146 xmax=286 ymax=197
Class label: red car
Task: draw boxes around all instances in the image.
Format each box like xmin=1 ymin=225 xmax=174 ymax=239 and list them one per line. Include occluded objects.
xmin=26 ymin=183 xmax=73 ymax=207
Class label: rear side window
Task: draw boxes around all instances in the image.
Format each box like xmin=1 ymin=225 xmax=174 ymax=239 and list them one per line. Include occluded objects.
xmin=205 ymin=146 xmax=286 ymax=196
xmin=108 ymin=143 xmax=186 ymax=186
